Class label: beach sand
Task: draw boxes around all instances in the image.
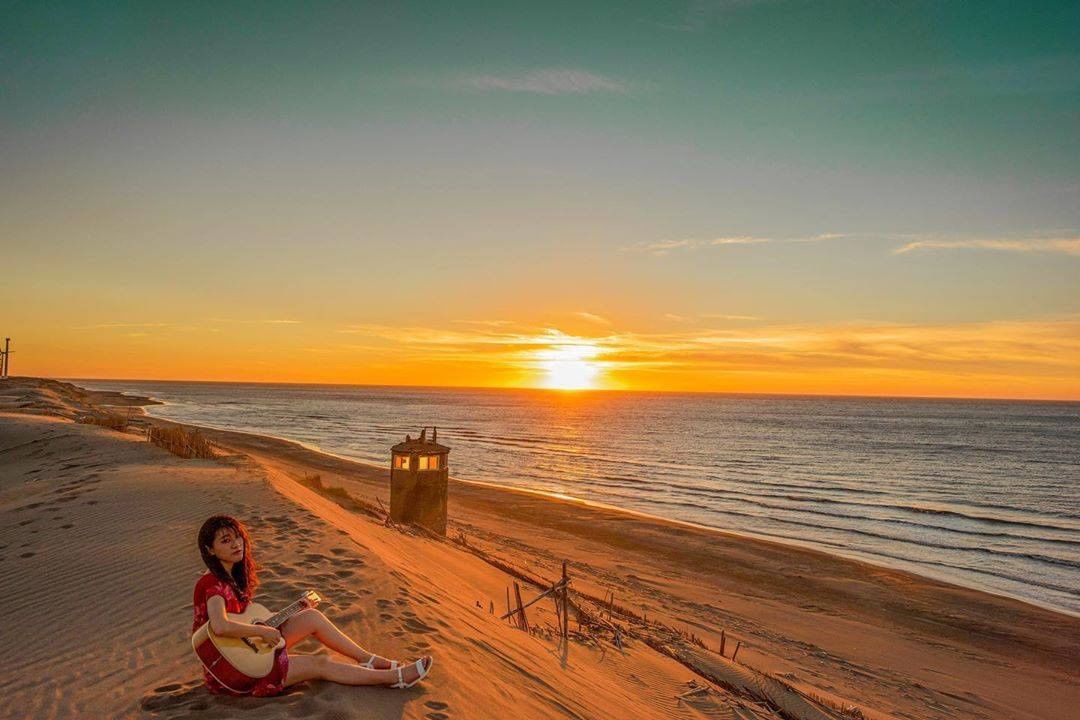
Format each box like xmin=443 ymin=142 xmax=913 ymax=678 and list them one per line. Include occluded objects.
xmin=0 ymin=377 xmax=1076 ymax=720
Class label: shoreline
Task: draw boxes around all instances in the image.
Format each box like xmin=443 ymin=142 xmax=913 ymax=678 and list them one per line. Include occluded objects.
xmin=86 ymin=378 xmax=1079 ymax=620
xmin=4 ymin=376 xmax=1079 ymax=720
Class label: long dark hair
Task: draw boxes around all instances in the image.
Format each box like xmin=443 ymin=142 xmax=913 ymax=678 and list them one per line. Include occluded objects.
xmin=197 ymin=515 xmax=260 ymax=603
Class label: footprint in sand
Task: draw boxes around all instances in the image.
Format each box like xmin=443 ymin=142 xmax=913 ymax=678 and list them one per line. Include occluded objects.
xmin=60 ymin=524 xmax=74 ymax=529
xmin=20 ymin=552 xmax=35 ymax=558
xmin=333 ymin=569 xmax=356 ymax=579
xmin=401 ymin=616 xmax=436 ymax=634
xmin=18 ymin=519 xmax=34 ymax=526
xmin=139 ymin=679 xmax=211 ymax=715
xmin=337 ymin=590 xmax=364 ymax=602
xmin=380 ymin=613 xmax=395 ymax=621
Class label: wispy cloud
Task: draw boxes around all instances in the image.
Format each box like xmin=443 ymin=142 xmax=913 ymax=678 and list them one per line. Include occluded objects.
xmin=699 ymin=313 xmax=761 ymax=321
xmin=626 ymin=231 xmax=1080 ymax=258
xmin=332 ymin=317 xmax=1080 ymax=395
xmin=624 ymin=232 xmax=855 ymax=255
xmin=666 ymin=313 xmax=760 ymax=323
xmin=461 ymin=69 xmax=633 ymax=96
xmin=72 ymin=322 xmax=169 ymax=330
xmin=455 ymin=319 xmax=516 ymax=328
xmin=893 ymin=235 xmax=1080 ymax=256
xmin=576 ymin=311 xmax=613 ymax=326
xmin=625 ymin=236 xmax=772 ymax=255
xmin=208 ymin=318 xmax=302 ymax=325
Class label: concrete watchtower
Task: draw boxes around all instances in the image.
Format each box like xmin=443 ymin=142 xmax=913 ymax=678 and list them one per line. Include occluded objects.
xmin=389 ymin=427 xmax=450 ymax=535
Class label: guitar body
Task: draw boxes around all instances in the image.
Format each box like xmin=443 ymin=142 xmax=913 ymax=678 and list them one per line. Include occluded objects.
xmin=191 ymin=603 xmax=287 ymax=693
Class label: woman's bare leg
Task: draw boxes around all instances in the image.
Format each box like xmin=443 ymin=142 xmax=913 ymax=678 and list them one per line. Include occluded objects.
xmin=284 ymin=653 xmax=432 ymax=689
xmin=280 ymin=609 xmax=396 ymax=668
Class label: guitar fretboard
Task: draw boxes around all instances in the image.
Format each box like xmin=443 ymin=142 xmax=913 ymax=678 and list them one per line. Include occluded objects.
xmin=265 ymin=597 xmax=311 ymax=628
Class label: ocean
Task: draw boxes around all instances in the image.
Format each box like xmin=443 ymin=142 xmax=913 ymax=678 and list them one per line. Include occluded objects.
xmin=76 ymin=379 xmax=1080 ymax=615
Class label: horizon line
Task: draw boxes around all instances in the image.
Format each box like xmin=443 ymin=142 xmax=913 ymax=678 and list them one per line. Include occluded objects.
xmin=53 ymin=375 xmax=1080 ymax=404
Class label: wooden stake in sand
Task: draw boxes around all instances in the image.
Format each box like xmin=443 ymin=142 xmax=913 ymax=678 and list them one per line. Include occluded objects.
xmin=513 ymin=581 xmax=530 ymax=632
xmin=499 ymin=578 xmax=568 ymax=620
xmin=561 ymin=561 xmax=569 ymax=640
xmin=732 ymin=640 xmax=742 ymax=661
xmin=720 ymin=629 xmax=726 ymax=657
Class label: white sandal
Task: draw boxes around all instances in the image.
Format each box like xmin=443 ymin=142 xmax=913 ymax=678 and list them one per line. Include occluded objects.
xmin=360 ymin=655 xmax=399 ymax=670
xmin=391 ymin=658 xmax=433 ymax=689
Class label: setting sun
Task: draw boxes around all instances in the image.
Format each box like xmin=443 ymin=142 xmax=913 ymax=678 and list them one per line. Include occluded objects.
xmin=535 ymin=343 xmax=602 ymax=390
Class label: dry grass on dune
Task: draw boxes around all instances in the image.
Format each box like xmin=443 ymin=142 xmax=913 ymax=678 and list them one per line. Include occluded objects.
xmin=146 ymin=424 xmax=215 ymax=459
xmin=76 ymin=411 xmax=130 ymax=431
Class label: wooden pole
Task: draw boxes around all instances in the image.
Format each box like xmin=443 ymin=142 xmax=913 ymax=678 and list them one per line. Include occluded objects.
xmin=561 ymin=561 xmax=569 ymax=640
xmin=498 ymin=578 xmax=569 ymax=620
xmin=505 ymin=587 xmax=510 ymax=622
xmin=513 ymin=581 xmax=529 ymax=632
xmin=720 ymin=630 xmax=726 ymax=657
xmin=732 ymin=641 xmax=742 ymax=661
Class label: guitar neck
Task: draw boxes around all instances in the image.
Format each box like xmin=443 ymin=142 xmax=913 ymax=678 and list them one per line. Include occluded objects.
xmin=264 ymin=598 xmax=308 ymax=629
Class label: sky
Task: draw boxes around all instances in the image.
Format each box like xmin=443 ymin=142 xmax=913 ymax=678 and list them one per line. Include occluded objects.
xmin=2 ymin=1 xmax=1078 ymax=399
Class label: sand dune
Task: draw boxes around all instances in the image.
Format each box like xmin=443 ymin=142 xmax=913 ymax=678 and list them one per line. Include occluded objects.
xmin=0 ymin=377 xmax=1077 ymax=719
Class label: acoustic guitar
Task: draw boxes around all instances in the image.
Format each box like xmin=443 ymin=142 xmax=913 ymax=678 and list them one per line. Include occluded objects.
xmin=192 ymin=590 xmax=322 ymax=693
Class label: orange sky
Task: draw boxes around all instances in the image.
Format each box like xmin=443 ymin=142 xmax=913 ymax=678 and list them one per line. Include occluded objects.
xmin=10 ymin=314 xmax=1080 ymax=401
xmin=4 ymin=4 xmax=1079 ymax=401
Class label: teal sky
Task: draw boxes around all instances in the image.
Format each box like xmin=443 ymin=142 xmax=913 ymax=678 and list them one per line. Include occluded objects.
xmin=2 ymin=1 xmax=1079 ymax=396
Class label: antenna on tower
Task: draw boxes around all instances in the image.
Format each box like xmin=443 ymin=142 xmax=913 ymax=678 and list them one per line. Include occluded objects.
xmin=0 ymin=338 xmax=10 ymax=379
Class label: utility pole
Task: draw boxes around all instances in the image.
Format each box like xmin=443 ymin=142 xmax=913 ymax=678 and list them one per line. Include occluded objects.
xmin=1 ymin=337 xmax=9 ymax=379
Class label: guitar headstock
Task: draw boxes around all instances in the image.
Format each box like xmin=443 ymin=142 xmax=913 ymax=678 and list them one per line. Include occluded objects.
xmin=302 ymin=590 xmax=323 ymax=609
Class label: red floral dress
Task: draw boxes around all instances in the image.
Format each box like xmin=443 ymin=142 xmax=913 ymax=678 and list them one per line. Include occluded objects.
xmin=192 ymin=571 xmax=290 ymax=697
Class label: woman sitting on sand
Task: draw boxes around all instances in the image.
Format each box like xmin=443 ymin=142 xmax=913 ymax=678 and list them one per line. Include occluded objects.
xmin=193 ymin=515 xmax=433 ymax=697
